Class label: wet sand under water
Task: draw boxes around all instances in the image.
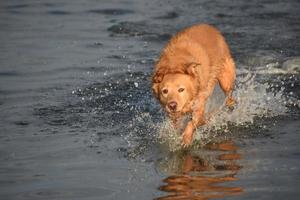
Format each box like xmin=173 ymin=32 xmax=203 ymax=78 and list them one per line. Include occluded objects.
xmin=0 ymin=0 xmax=300 ymax=199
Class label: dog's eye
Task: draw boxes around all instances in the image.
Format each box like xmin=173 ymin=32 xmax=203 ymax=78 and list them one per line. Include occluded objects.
xmin=178 ymin=88 xmax=185 ymax=93
xmin=162 ymin=89 xmax=168 ymax=94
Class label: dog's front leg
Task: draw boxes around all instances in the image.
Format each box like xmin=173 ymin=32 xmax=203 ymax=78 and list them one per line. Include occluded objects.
xmin=182 ymin=121 xmax=196 ymax=146
xmin=181 ymin=113 xmax=206 ymax=147
xmin=182 ymin=94 xmax=207 ymax=146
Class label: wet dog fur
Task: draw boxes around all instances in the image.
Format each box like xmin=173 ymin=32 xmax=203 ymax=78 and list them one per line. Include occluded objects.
xmin=152 ymin=24 xmax=236 ymax=146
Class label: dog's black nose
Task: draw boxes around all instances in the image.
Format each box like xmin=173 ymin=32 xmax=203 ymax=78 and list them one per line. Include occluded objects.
xmin=168 ymin=101 xmax=177 ymax=111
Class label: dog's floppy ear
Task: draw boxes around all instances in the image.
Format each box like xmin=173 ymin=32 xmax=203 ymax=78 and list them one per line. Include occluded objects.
xmin=152 ymin=69 xmax=165 ymax=99
xmin=185 ymin=62 xmax=200 ymax=77
xmin=152 ymin=69 xmax=165 ymax=83
xmin=152 ymin=83 xmax=160 ymax=99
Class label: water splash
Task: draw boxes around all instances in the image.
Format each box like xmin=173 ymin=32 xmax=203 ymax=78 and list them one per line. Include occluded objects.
xmin=65 ymin=69 xmax=298 ymax=154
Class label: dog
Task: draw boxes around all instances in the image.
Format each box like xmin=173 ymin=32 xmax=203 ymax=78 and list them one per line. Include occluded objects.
xmin=152 ymin=24 xmax=236 ymax=146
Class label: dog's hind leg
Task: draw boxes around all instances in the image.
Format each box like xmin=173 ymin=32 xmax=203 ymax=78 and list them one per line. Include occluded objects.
xmin=218 ymin=57 xmax=236 ymax=110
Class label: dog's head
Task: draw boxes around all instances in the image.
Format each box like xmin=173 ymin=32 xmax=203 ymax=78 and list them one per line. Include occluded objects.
xmin=152 ymin=63 xmax=199 ymax=115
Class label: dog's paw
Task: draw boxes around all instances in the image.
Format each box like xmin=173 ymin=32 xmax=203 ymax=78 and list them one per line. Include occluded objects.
xmin=226 ymin=97 xmax=237 ymax=111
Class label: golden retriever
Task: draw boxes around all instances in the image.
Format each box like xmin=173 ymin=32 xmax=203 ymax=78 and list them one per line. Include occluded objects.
xmin=152 ymin=24 xmax=236 ymax=146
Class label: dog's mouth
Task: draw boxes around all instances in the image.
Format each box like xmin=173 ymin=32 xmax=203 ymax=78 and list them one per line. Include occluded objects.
xmin=165 ymin=107 xmax=181 ymax=114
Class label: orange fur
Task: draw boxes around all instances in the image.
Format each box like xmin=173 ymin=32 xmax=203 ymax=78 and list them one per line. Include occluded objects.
xmin=152 ymin=24 xmax=236 ymax=146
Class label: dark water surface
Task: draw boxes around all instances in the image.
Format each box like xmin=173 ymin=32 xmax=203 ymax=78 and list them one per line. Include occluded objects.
xmin=0 ymin=0 xmax=300 ymax=199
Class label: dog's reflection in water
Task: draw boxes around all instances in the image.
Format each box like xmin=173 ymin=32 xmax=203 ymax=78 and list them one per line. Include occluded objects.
xmin=156 ymin=141 xmax=243 ymax=200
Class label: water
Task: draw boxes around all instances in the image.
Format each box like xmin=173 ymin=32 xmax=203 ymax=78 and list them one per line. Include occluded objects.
xmin=0 ymin=0 xmax=299 ymax=199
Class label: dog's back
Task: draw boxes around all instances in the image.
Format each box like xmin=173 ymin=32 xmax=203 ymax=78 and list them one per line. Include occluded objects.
xmin=155 ymin=24 xmax=233 ymax=75
xmin=181 ymin=24 xmax=232 ymax=67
